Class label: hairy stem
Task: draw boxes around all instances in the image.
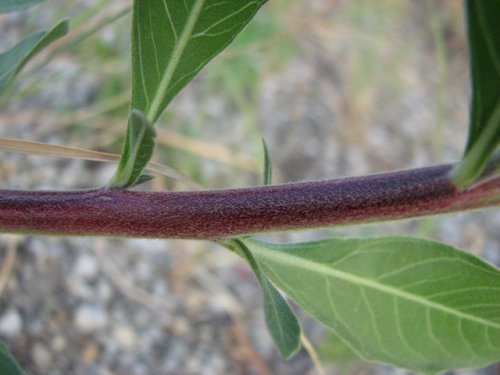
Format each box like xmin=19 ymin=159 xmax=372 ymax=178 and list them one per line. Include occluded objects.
xmin=0 ymin=163 xmax=499 ymax=240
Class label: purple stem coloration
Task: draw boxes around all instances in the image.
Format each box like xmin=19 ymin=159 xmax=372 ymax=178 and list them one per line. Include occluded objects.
xmin=0 ymin=164 xmax=499 ymax=240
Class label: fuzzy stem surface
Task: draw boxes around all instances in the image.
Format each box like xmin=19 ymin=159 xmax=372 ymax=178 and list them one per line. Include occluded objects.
xmin=0 ymin=164 xmax=499 ymax=240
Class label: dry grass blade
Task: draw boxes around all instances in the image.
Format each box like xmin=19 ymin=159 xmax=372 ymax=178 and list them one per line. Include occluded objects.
xmin=0 ymin=137 xmax=201 ymax=189
xmin=0 ymin=235 xmax=20 ymax=297
xmin=301 ymin=333 xmax=325 ymax=375
xmin=48 ymin=2 xmax=131 ymax=52
xmin=157 ymin=128 xmax=259 ymax=173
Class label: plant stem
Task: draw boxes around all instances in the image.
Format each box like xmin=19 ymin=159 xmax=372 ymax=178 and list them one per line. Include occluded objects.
xmin=0 ymin=163 xmax=499 ymax=240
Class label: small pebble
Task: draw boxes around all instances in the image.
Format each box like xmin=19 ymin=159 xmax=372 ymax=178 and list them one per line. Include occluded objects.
xmin=0 ymin=308 xmax=22 ymax=337
xmin=74 ymin=254 xmax=98 ymax=280
xmin=97 ymin=281 xmax=113 ymax=303
xmin=51 ymin=335 xmax=67 ymax=352
xmin=81 ymin=342 xmax=99 ymax=363
xmin=114 ymin=325 xmax=137 ymax=348
xmin=75 ymin=305 xmax=109 ymax=333
xmin=32 ymin=342 xmax=52 ymax=369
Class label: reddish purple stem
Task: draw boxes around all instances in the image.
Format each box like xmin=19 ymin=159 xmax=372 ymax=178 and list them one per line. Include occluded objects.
xmin=0 ymin=163 xmax=499 ymax=240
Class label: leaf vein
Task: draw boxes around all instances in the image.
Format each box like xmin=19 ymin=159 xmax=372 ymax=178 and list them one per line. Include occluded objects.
xmin=253 ymin=246 xmax=500 ymax=329
xmin=192 ymin=1 xmax=260 ymax=38
xmin=146 ymin=0 xmax=206 ymax=122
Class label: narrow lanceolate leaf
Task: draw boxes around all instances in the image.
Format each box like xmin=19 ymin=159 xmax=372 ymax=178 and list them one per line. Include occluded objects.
xmin=132 ymin=0 xmax=267 ymax=124
xmin=0 ymin=341 xmax=26 ymax=375
xmin=246 ymin=237 xmax=500 ymax=373
xmin=108 ymin=110 xmax=156 ymax=189
xmin=262 ymin=138 xmax=272 ymax=186
xmin=232 ymin=240 xmax=301 ymax=359
xmin=451 ymin=1 xmax=500 ymax=188
xmin=0 ymin=19 xmax=68 ymax=96
xmin=0 ymin=0 xmax=44 ymax=12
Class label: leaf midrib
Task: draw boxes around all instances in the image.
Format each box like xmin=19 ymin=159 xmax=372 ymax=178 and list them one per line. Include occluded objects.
xmin=146 ymin=0 xmax=205 ymax=123
xmin=252 ymin=245 xmax=500 ymax=330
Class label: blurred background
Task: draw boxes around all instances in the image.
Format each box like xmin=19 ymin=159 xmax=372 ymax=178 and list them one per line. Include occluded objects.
xmin=0 ymin=0 xmax=499 ymax=374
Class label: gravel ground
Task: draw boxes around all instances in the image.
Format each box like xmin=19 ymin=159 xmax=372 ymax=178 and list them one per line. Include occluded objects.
xmin=0 ymin=1 xmax=499 ymax=374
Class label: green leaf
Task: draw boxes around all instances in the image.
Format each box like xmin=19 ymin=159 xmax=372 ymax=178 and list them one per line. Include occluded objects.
xmin=451 ymin=1 xmax=500 ymax=188
xmin=0 ymin=0 xmax=44 ymax=12
xmin=317 ymin=331 xmax=360 ymax=365
xmin=108 ymin=109 xmax=157 ymax=189
xmin=131 ymin=0 xmax=267 ymax=124
xmin=246 ymin=236 xmax=500 ymax=373
xmin=0 ymin=19 xmax=68 ymax=97
xmin=0 ymin=341 xmax=26 ymax=375
xmin=262 ymin=138 xmax=272 ymax=186
xmin=135 ymin=174 xmax=155 ymax=186
xmin=233 ymin=239 xmax=301 ymax=359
